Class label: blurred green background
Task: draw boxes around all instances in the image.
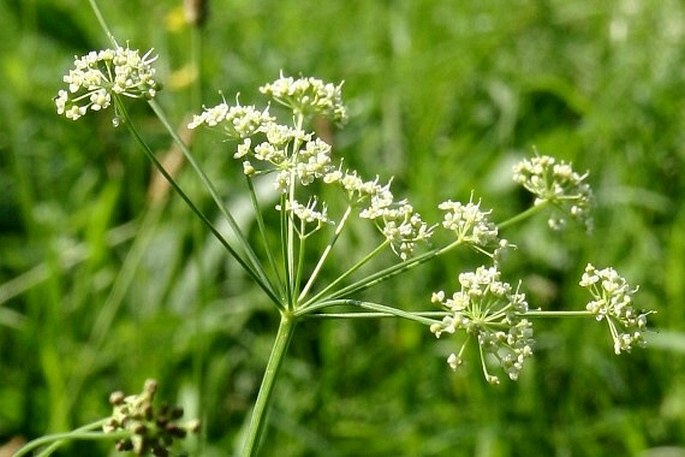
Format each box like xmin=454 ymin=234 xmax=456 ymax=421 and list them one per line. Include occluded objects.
xmin=1 ymin=0 xmax=684 ymax=455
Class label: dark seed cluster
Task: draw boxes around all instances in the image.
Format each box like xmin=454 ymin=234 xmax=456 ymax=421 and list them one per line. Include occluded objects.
xmin=104 ymin=379 xmax=200 ymax=456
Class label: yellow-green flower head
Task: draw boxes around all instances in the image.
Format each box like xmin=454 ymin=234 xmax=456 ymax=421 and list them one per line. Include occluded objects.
xmin=55 ymin=45 xmax=160 ymax=121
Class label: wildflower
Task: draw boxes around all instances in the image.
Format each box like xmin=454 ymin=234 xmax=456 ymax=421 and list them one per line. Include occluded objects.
xmin=265 ymin=122 xmax=311 ymax=146
xmin=189 ymin=76 xmax=432 ymax=259
xmin=277 ymin=198 xmax=333 ymax=237
xmin=438 ymin=197 xmax=501 ymax=253
xmin=187 ymin=99 xmax=274 ymax=138
xmin=350 ymin=178 xmax=434 ymax=259
xmin=295 ymin=138 xmax=334 ymax=185
xmin=579 ymin=263 xmax=651 ymax=354
xmin=375 ymin=201 xmax=434 ymax=260
xmin=324 ymin=169 xmax=386 ymax=204
xmin=513 ymin=155 xmax=594 ymax=231
xmin=430 ymin=266 xmax=533 ymax=384
xmin=260 ymin=73 xmax=348 ymax=124
xmin=104 ymin=379 xmax=200 ymax=456
xmin=56 ymin=45 xmax=160 ymax=121
xmin=259 ymin=134 xmax=332 ymax=192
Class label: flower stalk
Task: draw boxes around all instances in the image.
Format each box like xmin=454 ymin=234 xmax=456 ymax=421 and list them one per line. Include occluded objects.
xmin=14 ymin=419 xmax=113 ymax=457
xmin=242 ymin=313 xmax=297 ymax=456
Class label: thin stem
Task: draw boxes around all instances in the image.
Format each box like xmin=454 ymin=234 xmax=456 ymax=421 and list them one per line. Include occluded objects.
xmin=86 ymin=0 xmax=117 ymax=47
xmin=14 ymin=419 xmax=114 ymax=457
xmin=295 ymin=299 xmax=439 ymax=326
xmin=305 ymin=311 xmax=446 ymax=319
xmin=280 ymin=194 xmax=293 ymax=310
xmin=284 ymin=113 xmax=305 ymax=305
xmin=294 ymin=220 xmax=307 ymax=301
xmin=497 ymin=201 xmax=548 ymax=230
xmin=297 ymin=205 xmax=352 ymax=303
xmin=300 ymin=239 xmax=390 ymax=310
xmin=305 ymin=239 xmax=462 ymax=309
xmin=246 ymin=176 xmax=284 ymax=297
xmin=286 ymin=189 xmax=296 ymax=304
xmin=242 ymin=313 xmax=297 ymax=456
xmin=147 ymin=100 xmax=276 ymax=297
xmin=523 ymin=310 xmax=592 ymax=318
xmin=117 ymin=99 xmax=282 ymax=307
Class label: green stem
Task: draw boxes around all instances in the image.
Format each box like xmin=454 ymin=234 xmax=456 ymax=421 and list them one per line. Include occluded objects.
xmin=300 ymin=239 xmax=390 ymax=310
xmin=284 ymin=113 xmax=305 ymax=306
xmin=295 ymin=299 xmax=440 ymax=326
xmin=115 ymin=99 xmax=280 ymax=306
xmin=286 ymin=190 xmax=296 ymax=304
xmin=523 ymin=310 xmax=592 ymax=318
xmin=246 ymin=176 xmax=284 ymax=297
xmin=306 ymin=239 xmax=461 ymax=309
xmin=14 ymin=419 xmax=115 ymax=457
xmin=147 ymin=100 xmax=277 ymax=297
xmin=497 ymin=201 xmax=547 ymax=230
xmin=280 ymin=194 xmax=293 ymax=310
xmin=243 ymin=313 xmax=297 ymax=456
xmin=86 ymin=0 xmax=117 ymax=47
xmin=294 ymin=220 xmax=307 ymax=301
xmin=306 ymin=311 xmax=445 ymax=320
xmin=297 ymin=205 xmax=352 ymax=303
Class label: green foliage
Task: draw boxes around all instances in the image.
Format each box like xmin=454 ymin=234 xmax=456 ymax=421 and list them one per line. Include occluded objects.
xmin=1 ymin=0 xmax=684 ymax=455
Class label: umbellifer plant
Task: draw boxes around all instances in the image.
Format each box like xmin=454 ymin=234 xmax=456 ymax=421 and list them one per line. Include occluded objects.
xmin=16 ymin=1 xmax=654 ymax=455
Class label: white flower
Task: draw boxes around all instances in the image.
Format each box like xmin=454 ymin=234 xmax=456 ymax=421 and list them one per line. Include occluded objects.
xmin=295 ymin=138 xmax=334 ymax=186
xmin=277 ymin=198 xmax=333 ymax=237
xmin=438 ymin=197 xmax=499 ymax=247
xmin=579 ymin=263 xmax=651 ymax=354
xmin=56 ymin=45 xmax=160 ymax=121
xmin=356 ymin=182 xmax=434 ymax=259
xmin=513 ymin=155 xmax=594 ymax=232
xmin=259 ymin=72 xmax=348 ymax=124
xmin=430 ymin=266 xmax=533 ymax=383
xmin=188 ymin=101 xmax=274 ymax=139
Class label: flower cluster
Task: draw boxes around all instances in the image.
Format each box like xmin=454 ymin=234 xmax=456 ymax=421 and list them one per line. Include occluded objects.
xmin=438 ymin=198 xmax=500 ymax=247
xmin=187 ymin=100 xmax=274 ymax=138
xmin=579 ymin=263 xmax=651 ymax=354
xmin=188 ymin=98 xmax=333 ymax=192
xmin=373 ymin=200 xmax=433 ymax=260
xmin=248 ymin=125 xmax=314 ymax=184
xmin=259 ymin=73 xmax=348 ymax=124
xmin=513 ymin=155 xmax=594 ymax=231
xmin=332 ymin=173 xmax=433 ymax=259
xmin=276 ymin=197 xmax=332 ymax=237
xmin=103 ymin=379 xmax=200 ymax=456
xmin=190 ymin=75 xmax=433 ymax=259
xmin=430 ymin=266 xmax=533 ymax=384
xmin=55 ymin=45 xmax=160 ymax=121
